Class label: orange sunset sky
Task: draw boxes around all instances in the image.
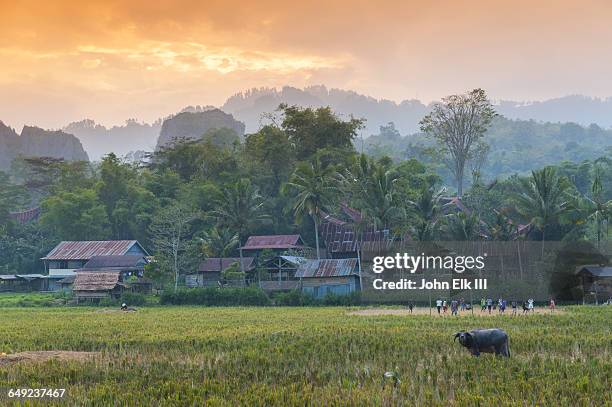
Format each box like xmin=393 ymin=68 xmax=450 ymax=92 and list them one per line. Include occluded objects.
xmin=2 ymin=0 xmax=612 ymax=129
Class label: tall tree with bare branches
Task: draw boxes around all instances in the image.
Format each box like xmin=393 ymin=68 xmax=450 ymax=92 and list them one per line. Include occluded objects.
xmin=150 ymin=202 xmax=198 ymax=292
xmin=420 ymin=89 xmax=496 ymax=196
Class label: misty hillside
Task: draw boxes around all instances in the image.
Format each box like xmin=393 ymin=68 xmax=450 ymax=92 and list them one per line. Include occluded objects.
xmin=222 ymin=85 xmax=429 ymax=135
xmin=63 ymin=119 xmax=161 ymax=160
xmin=222 ymin=86 xmax=612 ymax=135
xmin=5 ymin=86 xmax=612 ymax=181
xmin=0 ymin=121 xmax=88 ymax=170
xmin=364 ymin=117 xmax=612 ymax=183
xmin=53 ymin=86 xmax=612 ymax=162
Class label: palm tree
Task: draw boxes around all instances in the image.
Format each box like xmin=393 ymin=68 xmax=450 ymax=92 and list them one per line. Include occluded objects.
xmin=444 ymin=211 xmax=482 ymax=241
xmin=515 ymin=167 xmax=568 ymax=257
xmin=340 ymin=155 xmax=404 ymax=243
xmin=284 ymin=159 xmax=338 ymax=259
xmin=568 ymin=166 xmax=612 ymax=248
xmin=211 ymin=178 xmax=269 ymax=271
xmin=358 ymin=164 xmax=405 ymax=232
xmin=408 ymin=185 xmax=446 ymax=241
xmin=200 ymin=227 xmax=239 ymax=257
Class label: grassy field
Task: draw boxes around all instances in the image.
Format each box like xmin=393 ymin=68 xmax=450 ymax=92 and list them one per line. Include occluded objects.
xmin=0 ymin=306 xmax=610 ymax=406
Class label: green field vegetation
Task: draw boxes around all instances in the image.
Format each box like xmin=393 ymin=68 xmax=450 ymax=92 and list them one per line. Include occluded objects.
xmin=0 ymin=306 xmax=610 ymax=406
xmin=0 ymin=293 xmax=66 ymax=308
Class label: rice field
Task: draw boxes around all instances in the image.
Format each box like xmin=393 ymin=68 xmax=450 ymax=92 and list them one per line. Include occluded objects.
xmin=0 ymin=306 xmax=610 ymax=406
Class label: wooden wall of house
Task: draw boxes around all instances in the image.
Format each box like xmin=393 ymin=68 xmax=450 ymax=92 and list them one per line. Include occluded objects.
xmin=185 ymin=272 xmax=221 ymax=288
xmin=301 ymin=276 xmax=359 ymax=298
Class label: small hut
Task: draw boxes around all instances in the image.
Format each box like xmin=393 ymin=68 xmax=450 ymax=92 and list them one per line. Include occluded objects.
xmin=72 ymin=271 xmax=125 ymax=302
xmin=577 ymin=266 xmax=612 ymax=304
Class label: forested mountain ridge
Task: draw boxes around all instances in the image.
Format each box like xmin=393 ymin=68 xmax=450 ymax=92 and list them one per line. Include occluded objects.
xmin=0 ymin=121 xmax=88 ymax=170
xmin=222 ymin=86 xmax=612 ymax=134
xmin=5 ymin=87 xmax=612 ymax=182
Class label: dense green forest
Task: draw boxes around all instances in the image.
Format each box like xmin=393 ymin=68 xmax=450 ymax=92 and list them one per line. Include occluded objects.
xmin=1 ymin=93 xmax=611 ymax=297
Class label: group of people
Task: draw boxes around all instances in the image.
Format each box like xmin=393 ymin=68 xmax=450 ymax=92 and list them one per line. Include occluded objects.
xmin=430 ymin=297 xmax=557 ymax=315
xmin=478 ymin=297 xmax=530 ymax=314
xmin=434 ymin=298 xmax=472 ymax=315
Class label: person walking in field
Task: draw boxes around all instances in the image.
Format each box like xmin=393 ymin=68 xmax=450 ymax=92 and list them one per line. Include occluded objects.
xmin=480 ymin=298 xmax=486 ymax=312
xmin=486 ymin=298 xmax=493 ymax=314
xmin=511 ymin=300 xmax=517 ymax=315
xmin=408 ymin=301 xmax=414 ymax=313
xmin=451 ymin=299 xmax=459 ymax=316
xmin=442 ymin=300 xmax=448 ymax=314
xmin=528 ymin=298 xmax=534 ymax=313
xmin=436 ymin=298 xmax=443 ymax=314
xmin=549 ymin=298 xmax=555 ymax=312
xmin=500 ymin=299 xmax=507 ymax=314
xmin=460 ymin=298 xmax=466 ymax=311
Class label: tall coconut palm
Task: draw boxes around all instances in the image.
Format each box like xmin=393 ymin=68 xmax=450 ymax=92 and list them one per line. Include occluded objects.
xmin=200 ymin=227 xmax=239 ymax=257
xmin=515 ymin=167 xmax=568 ymax=257
xmin=341 ymin=155 xmax=404 ymax=238
xmin=408 ymin=185 xmax=446 ymax=241
xmin=284 ymin=159 xmax=338 ymax=259
xmin=444 ymin=211 xmax=482 ymax=241
xmin=569 ymin=166 xmax=612 ymax=248
xmin=358 ymin=165 xmax=405 ymax=232
xmin=211 ymin=178 xmax=269 ymax=271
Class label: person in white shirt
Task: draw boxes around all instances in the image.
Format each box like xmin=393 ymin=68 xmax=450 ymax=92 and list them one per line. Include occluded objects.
xmin=436 ymin=299 xmax=443 ymax=314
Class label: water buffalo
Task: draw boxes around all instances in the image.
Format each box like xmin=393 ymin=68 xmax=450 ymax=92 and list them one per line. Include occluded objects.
xmin=454 ymin=328 xmax=510 ymax=357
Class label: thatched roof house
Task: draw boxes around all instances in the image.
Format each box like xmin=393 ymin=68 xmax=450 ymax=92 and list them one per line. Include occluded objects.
xmin=72 ymin=271 xmax=125 ymax=302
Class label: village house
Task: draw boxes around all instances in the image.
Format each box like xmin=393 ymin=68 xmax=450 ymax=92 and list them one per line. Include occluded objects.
xmin=41 ymin=240 xmax=149 ymax=291
xmin=0 ymin=274 xmax=46 ymax=292
xmin=258 ymin=255 xmax=306 ymax=292
xmin=77 ymin=255 xmax=152 ymax=293
xmin=72 ymin=271 xmax=126 ymax=303
xmin=186 ymin=257 xmax=256 ymax=288
xmin=577 ymin=265 xmax=612 ymax=304
xmin=319 ymin=204 xmax=391 ymax=259
xmin=295 ymin=258 xmax=361 ymax=299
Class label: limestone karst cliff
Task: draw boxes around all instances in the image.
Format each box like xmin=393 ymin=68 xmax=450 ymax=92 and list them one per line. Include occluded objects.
xmin=0 ymin=121 xmax=89 ymax=170
xmin=155 ymin=109 xmax=245 ymax=150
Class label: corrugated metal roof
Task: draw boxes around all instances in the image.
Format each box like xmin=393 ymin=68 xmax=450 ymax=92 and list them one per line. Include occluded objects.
xmin=16 ymin=274 xmax=45 ymax=280
xmin=279 ymin=256 xmax=307 ymax=266
xmin=197 ymin=257 xmax=255 ymax=272
xmin=73 ymin=271 xmax=121 ymax=291
xmin=42 ymin=241 xmax=145 ymax=260
xmin=320 ymin=221 xmax=390 ymax=253
xmin=295 ymin=258 xmax=359 ymax=278
xmin=578 ymin=266 xmax=612 ymax=277
xmin=9 ymin=207 xmax=40 ymax=224
xmin=242 ymin=235 xmax=304 ymax=250
xmin=0 ymin=275 xmax=18 ymax=280
xmin=82 ymin=255 xmax=147 ymax=270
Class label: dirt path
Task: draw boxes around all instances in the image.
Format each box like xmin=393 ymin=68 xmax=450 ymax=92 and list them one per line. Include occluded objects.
xmin=0 ymin=351 xmax=100 ymax=366
xmin=348 ymin=307 xmax=563 ymax=317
